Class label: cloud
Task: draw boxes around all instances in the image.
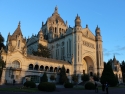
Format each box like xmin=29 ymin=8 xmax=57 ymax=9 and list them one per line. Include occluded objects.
xmin=104 ymin=51 xmax=122 ymax=57
xmin=104 ymin=53 xmax=111 ymax=56
xmin=116 ymin=46 xmax=125 ymax=51
xmin=113 ymin=53 xmax=122 ymax=55
xmin=103 ymin=48 xmax=108 ymax=52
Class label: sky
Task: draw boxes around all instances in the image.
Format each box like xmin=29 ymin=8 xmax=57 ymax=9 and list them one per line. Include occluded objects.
xmin=0 ymin=0 xmax=125 ymax=63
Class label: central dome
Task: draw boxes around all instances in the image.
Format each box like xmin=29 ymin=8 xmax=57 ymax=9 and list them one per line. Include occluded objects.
xmin=47 ymin=6 xmax=65 ymax=25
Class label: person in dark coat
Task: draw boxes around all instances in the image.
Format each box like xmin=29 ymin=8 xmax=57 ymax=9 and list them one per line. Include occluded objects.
xmin=105 ymin=82 xmax=109 ymax=94
xmin=95 ymin=82 xmax=98 ymax=93
xmin=102 ymin=83 xmax=105 ymax=91
xmin=13 ymin=79 xmax=15 ymax=85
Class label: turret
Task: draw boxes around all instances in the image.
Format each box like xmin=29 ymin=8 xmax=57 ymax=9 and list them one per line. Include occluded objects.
xmin=95 ymin=25 xmax=102 ymax=41
xmin=38 ymin=29 xmax=44 ymax=40
xmin=75 ymin=14 xmax=81 ymax=27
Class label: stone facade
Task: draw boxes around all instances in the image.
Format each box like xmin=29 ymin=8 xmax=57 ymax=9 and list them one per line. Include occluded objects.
xmin=0 ymin=6 xmax=104 ymax=84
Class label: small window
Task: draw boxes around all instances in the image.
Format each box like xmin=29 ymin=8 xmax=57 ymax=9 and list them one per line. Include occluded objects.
xmin=18 ymin=40 xmax=20 ymax=48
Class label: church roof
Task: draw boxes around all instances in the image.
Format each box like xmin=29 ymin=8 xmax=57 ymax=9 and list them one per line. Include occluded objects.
xmin=10 ymin=21 xmax=23 ymax=40
xmin=27 ymin=54 xmax=71 ymax=65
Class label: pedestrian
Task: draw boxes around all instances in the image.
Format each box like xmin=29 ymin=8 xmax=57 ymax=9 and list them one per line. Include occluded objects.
xmin=13 ymin=79 xmax=15 ymax=85
xmin=102 ymin=83 xmax=105 ymax=91
xmin=95 ymin=82 xmax=98 ymax=93
xmin=105 ymin=82 xmax=109 ymax=94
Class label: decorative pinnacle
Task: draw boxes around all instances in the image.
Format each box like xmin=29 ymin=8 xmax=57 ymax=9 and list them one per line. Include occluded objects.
xmin=77 ymin=14 xmax=78 ymax=17
xmin=18 ymin=21 xmax=21 ymax=27
xmin=55 ymin=5 xmax=58 ymax=13
xmin=97 ymin=25 xmax=98 ymax=28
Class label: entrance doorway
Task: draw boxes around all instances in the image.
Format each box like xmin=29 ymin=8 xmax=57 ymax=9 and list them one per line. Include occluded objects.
xmin=83 ymin=56 xmax=94 ymax=76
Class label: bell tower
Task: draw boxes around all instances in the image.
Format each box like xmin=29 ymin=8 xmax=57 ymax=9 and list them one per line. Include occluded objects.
xmin=73 ymin=14 xmax=83 ymax=75
xmin=95 ymin=25 xmax=104 ymax=77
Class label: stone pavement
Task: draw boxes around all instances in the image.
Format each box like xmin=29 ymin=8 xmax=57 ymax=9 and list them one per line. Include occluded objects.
xmin=0 ymin=84 xmax=125 ymax=94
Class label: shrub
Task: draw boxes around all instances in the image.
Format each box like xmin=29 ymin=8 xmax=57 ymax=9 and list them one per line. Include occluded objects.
xmin=41 ymin=72 xmax=48 ymax=82
xmin=85 ymin=82 xmax=95 ymax=90
xmin=64 ymin=82 xmax=73 ymax=88
xmin=38 ymin=82 xmax=56 ymax=92
xmin=72 ymin=74 xmax=78 ymax=84
xmin=81 ymin=74 xmax=89 ymax=82
xmin=93 ymin=74 xmax=99 ymax=81
xmin=101 ymin=63 xmax=118 ymax=87
xmin=24 ymin=81 xmax=36 ymax=88
xmin=59 ymin=65 xmax=68 ymax=84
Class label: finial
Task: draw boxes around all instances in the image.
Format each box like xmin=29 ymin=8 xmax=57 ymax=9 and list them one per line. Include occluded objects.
xmin=86 ymin=24 xmax=88 ymax=28
xmin=66 ymin=20 xmax=68 ymax=25
xmin=42 ymin=21 xmax=44 ymax=26
xmin=18 ymin=21 xmax=21 ymax=27
xmin=97 ymin=25 xmax=98 ymax=28
xmin=77 ymin=14 xmax=78 ymax=17
xmin=8 ymin=32 xmax=10 ymax=35
xmin=55 ymin=5 xmax=58 ymax=13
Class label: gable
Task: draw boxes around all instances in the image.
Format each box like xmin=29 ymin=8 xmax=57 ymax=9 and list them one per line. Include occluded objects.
xmin=81 ymin=28 xmax=95 ymax=40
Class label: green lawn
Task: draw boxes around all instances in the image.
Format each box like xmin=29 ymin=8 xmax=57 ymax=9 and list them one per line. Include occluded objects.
xmin=0 ymin=85 xmax=124 ymax=92
xmin=0 ymin=87 xmax=39 ymax=93
xmin=73 ymin=85 xmax=125 ymax=90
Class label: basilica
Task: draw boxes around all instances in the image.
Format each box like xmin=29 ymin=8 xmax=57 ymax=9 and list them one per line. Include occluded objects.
xmin=0 ymin=6 xmax=104 ymax=84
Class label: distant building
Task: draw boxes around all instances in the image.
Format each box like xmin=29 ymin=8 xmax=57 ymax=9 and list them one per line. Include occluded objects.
xmin=112 ymin=56 xmax=123 ymax=83
xmin=0 ymin=6 xmax=104 ymax=84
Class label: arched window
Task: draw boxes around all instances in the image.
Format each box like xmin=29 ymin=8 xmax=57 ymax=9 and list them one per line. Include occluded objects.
xmin=45 ymin=66 xmax=49 ymax=71
xmin=12 ymin=60 xmax=20 ymax=68
xmin=29 ymin=64 xmax=33 ymax=70
xmin=69 ymin=39 xmax=71 ymax=56
xmin=54 ymin=67 xmax=57 ymax=72
xmin=34 ymin=65 xmax=39 ymax=70
xmin=90 ymin=72 xmax=93 ymax=76
xmin=66 ymin=69 xmax=69 ymax=73
xmin=50 ymin=67 xmax=53 ymax=72
xmin=40 ymin=65 xmax=44 ymax=71
xmin=55 ymin=27 xmax=57 ymax=33
xmin=18 ymin=40 xmax=20 ymax=48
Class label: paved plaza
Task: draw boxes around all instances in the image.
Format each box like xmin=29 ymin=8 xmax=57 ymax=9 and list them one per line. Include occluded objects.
xmin=0 ymin=84 xmax=125 ymax=94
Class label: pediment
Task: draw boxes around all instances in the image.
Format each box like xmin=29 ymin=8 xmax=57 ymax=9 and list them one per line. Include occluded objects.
xmin=82 ymin=28 xmax=95 ymax=40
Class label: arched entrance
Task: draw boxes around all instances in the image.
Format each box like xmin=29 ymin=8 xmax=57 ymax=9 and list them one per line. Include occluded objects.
xmin=82 ymin=56 xmax=94 ymax=76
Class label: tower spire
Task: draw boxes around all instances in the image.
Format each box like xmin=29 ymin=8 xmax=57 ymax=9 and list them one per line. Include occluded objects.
xmin=54 ymin=5 xmax=58 ymax=13
xmin=18 ymin=21 xmax=21 ymax=28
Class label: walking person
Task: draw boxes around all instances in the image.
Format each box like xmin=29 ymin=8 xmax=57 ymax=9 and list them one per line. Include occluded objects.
xmin=95 ymin=82 xmax=98 ymax=93
xmin=105 ymin=82 xmax=109 ymax=94
xmin=13 ymin=79 xmax=15 ymax=85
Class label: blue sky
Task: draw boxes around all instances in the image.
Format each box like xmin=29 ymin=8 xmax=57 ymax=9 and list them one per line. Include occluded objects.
xmin=0 ymin=0 xmax=125 ymax=63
